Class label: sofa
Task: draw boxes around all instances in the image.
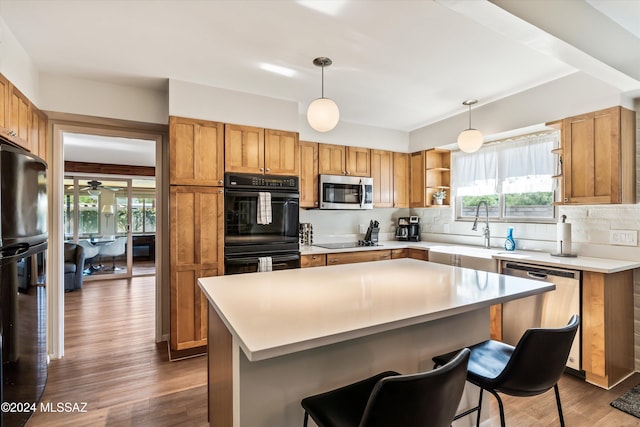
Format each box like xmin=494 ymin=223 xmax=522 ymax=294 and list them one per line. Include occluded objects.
xmin=64 ymin=243 xmax=85 ymax=292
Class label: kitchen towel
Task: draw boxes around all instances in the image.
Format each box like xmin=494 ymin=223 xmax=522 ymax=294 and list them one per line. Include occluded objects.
xmin=257 ymin=192 xmax=272 ymax=225
xmin=258 ymin=256 xmax=272 ymax=272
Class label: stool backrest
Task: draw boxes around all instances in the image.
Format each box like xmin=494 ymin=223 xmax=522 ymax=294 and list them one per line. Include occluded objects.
xmin=359 ymin=348 xmax=470 ymax=427
xmin=496 ymin=314 xmax=579 ymax=396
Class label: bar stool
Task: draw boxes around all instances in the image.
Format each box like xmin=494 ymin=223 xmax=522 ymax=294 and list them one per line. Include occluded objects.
xmin=432 ymin=315 xmax=580 ymax=427
xmin=301 ymin=348 xmax=470 ymax=427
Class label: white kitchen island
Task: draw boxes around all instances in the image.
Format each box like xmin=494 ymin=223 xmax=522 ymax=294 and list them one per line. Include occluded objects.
xmin=198 ymin=258 xmax=555 ymax=427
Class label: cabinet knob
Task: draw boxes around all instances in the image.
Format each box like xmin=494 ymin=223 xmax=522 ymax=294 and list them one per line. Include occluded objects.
xmin=330 ymin=259 xmax=338 ymax=263
xmin=260 ymin=167 xmax=264 ymax=172
xmin=219 ymin=180 xmax=224 ymax=185
xmin=342 ymin=170 xmax=347 ymax=175
xmin=265 ymin=168 xmax=270 ymax=172
xmin=312 ymin=256 xmax=317 ymax=260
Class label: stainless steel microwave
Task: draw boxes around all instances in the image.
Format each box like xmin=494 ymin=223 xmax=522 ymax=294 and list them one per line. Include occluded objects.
xmin=319 ymin=174 xmax=373 ymax=210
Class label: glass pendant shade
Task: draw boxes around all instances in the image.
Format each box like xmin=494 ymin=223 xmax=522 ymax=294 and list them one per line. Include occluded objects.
xmin=457 ymin=128 xmax=483 ymax=153
xmin=307 ymin=97 xmax=340 ymax=132
xmin=87 ymin=189 xmax=101 ymax=196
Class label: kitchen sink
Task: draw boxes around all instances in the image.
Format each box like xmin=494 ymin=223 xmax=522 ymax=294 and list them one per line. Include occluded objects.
xmin=428 ymin=245 xmax=500 ymax=272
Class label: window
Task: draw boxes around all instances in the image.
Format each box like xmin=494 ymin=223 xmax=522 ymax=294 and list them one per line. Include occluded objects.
xmin=117 ymin=191 xmax=156 ymax=234
xmin=453 ymin=132 xmax=558 ymax=221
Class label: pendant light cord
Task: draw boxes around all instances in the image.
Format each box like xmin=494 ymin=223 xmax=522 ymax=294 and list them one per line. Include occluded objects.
xmin=321 ymin=64 xmax=325 ymax=98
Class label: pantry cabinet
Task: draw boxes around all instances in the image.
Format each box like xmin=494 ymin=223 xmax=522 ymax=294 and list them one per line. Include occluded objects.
xmin=318 ymin=143 xmax=370 ymax=177
xmin=299 ymin=141 xmax=319 ymax=208
xmin=169 ymin=186 xmax=224 ymax=351
xmin=225 ymin=124 xmax=299 ymax=176
xmin=561 ymin=106 xmax=635 ymax=205
xmin=169 ymin=116 xmax=224 ymax=186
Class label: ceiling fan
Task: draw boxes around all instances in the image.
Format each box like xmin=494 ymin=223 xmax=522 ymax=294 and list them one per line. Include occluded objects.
xmin=79 ymin=180 xmax=120 ymax=195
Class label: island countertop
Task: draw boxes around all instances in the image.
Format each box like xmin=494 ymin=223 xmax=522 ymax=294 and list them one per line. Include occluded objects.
xmin=198 ymin=258 xmax=554 ymax=362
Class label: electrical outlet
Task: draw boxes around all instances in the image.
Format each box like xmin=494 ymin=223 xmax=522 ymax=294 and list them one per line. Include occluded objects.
xmin=609 ymin=230 xmax=638 ymax=246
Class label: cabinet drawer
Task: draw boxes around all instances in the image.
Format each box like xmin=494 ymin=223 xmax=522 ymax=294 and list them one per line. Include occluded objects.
xmin=391 ymin=248 xmax=409 ymax=259
xmin=301 ymin=254 xmax=326 ymax=268
xmin=408 ymin=248 xmax=429 ymax=261
xmin=327 ymin=250 xmax=391 ymax=266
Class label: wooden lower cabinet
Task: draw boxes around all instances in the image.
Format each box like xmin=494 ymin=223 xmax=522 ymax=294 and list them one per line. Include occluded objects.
xmin=582 ymin=270 xmax=634 ymax=388
xmin=170 ymin=186 xmax=224 ymax=351
xmin=391 ymin=248 xmax=408 ymax=259
xmin=408 ymin=248 xmax=429 ymax=261
xmin=327 ymin=250 xmax=391 ymax=266
xmin=301 ymin=254 xmax=326 ymax=268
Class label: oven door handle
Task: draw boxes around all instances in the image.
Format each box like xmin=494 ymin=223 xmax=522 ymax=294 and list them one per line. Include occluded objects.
xmin=225 ymin=254 xmax=300 ymax=264
xmin=225 ymin=190 xmax=299 ymax=199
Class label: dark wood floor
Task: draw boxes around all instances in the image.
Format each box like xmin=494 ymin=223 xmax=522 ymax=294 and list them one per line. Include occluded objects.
xmin=27 ymin=277 xmax=640 ymax=426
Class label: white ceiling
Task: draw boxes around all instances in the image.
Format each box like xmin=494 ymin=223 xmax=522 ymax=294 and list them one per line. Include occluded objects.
xmin=1 ymin=0 xmax=639 ymax=164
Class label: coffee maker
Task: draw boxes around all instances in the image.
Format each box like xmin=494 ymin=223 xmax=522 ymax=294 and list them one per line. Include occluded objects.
xmin=397 ymin=216 xmax=420 ymax=241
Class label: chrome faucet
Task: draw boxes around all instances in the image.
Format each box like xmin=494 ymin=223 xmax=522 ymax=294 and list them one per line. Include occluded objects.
xmin=472 ymin=201 xmax=491 ymax=248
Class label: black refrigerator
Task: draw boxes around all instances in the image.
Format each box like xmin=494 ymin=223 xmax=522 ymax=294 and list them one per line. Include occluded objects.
xmin=0 ymin=142 xmax=48 ymax=427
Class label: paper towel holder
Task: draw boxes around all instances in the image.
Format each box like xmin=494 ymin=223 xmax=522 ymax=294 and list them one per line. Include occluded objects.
xmin=551 ymin=215 xmax=577 ymax=257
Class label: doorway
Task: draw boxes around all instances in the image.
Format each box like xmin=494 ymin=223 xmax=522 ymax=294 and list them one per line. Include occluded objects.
xmin=50 ymin=121 xmax=166 ymax=360
xmin=63 ymin=176 xmax=157 ymax=279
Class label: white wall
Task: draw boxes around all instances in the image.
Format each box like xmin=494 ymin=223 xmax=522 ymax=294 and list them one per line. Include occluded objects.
xmin=409 ymin=71 xmax=631 ymax=151
xmin=298 ymin=115 xmax=410 ymax=152
xmin=39 ymin=73 xmax=168 ymax=125
xmin=0 ymin=17 xmax=39 ymax=104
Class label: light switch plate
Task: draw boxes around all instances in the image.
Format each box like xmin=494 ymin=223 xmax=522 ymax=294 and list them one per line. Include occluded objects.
xmin=609 ymin=230 xmax=638 ymax=246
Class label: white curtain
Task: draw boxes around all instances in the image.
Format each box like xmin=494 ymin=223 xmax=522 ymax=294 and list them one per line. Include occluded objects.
xmin=453 ymin=132 xmax=558 ymax=196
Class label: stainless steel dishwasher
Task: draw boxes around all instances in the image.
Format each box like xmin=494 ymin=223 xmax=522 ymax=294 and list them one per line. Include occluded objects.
xmin=500 ymin=261 xmax=581 ymax=372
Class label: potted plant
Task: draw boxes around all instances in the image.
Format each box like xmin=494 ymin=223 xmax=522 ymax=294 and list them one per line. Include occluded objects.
xmin=433 ymin=189 xmax=447 ymax=205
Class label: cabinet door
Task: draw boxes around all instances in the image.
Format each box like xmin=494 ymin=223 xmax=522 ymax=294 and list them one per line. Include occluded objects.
xmin=327 ymin=250 xmax=391 ymax=266
xmin=9 ymin=84 xmax=30 ymax=149
xmin=393 ymin=152 xmax=410 ymax=208
xmin=225 ymin=123 xmax=265 ymax=174
xmin=346 ymin=146 xmax=371 ymax=177
xmin=301 ymin=254 xmax=326 ymax=268
xmin=264 ymin=129 xmax=299 ymax=175
xmin=170 ymin=116 xmax=224 ymax=186
xmin=0 ymin=74 xmax=8 ymax=132
xmin=170 ymin=186 xmax=224 ymax=351
xmin=29 ymin=106 xmax=47 ymax=159
xmin=408 ymin=248 xmax=428 ymax=261
xmin=371 ymin=149 xmax=393 ymax=207
xmin=410 ymin=151 xmax=426 ymax=207
xmin=318 ymin=143 xmax=346 ymax=175
xmin=300 ymin=141 xmax=319 ymax=208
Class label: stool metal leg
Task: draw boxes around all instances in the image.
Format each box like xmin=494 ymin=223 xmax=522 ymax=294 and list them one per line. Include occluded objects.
xmin=554 ymin=384 xmax=565 ymax=427
xmin=475 ymin=387 xmax=483 ymax=427
xmin=303 ymin=412 xmax=309 ymax=427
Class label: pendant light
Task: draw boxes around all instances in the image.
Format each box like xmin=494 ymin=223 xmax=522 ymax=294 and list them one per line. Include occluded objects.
xmin=307 ymin=57 xmax=340 ymax=132
xmin=457 ymin=99 xmax=483 ymax=153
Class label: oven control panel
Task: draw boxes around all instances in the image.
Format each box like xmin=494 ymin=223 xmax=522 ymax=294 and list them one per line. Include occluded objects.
xmin=225 ymin=173 xmax=298 ymax=190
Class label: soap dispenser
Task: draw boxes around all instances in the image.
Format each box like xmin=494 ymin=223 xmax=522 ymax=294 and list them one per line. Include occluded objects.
xmin=504 ymin=227 xmax=516 ymax=251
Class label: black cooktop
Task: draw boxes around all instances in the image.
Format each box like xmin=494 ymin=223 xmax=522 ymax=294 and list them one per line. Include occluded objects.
xmin=315 ymin=241 xmax=382 ymax=249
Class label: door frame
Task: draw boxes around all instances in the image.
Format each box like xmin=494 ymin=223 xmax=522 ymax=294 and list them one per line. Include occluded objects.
xmin=50 ymin=120 xmax=165 ymax=359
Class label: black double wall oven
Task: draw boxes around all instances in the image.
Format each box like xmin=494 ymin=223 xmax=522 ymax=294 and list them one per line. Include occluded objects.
xmin=224 ymin=173 xmax=300 ymax=275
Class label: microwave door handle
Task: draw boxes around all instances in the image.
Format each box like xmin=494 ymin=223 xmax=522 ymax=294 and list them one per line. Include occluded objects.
xmin=359 ymin=179 xmax=365 ymax=208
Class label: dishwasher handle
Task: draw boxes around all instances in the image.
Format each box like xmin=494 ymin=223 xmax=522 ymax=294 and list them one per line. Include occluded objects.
xmin=526 ymin=271 xmax=548 ymax=280
xmin=502 ymin=261 xmax=579 ymax=280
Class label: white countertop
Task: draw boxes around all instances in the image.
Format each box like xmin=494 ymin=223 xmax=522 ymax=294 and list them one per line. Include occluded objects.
xmin=301 ymin=241 xmax=640 ymax=273
xmin=199 ymin=259 xmax=554 ymax=362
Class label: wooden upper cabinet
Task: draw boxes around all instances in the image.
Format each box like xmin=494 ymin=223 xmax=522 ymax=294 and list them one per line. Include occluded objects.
xmin=318 ymin=143 xmax=370 ymax=177
xmin=29 ymin=107 xmax=48 ymax=160
xmin=225 ymin=124 xmax=299 ymax=176
xmin=562 ymin=106 xmax=635 ymax=204
xmin=0 ymin=74 xmax=8 ymax=132
xmin=393 ymin=152 xmax=409 ymax=208
xmin=225 ymin=123 xmax=264 ymax=174
xmin=318 ymin=143 xmax=346 ymax=175
xmin=347 ymin=146 xmax=371 ymax=177
xmin=410 ymin=151 xmax=426 ymax=207
xmin=9 ymin=84 xmax=30 ymax=147
xmin=371 ymin=149 xmax=393 ymax=207
xmin=264 ymin=129 xmax=299 ymax=175
xmin=170 ymin=116 xmax=224 ymax=186
xmin=300 ymin=141 xmax=319 ymax=208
